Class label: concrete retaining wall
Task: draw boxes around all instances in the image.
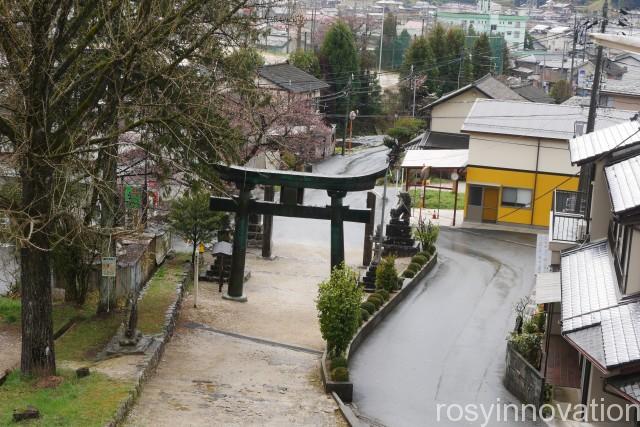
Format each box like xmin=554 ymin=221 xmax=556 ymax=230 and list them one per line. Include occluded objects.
xmin=504 ymin=342 xmax=545 ymax=407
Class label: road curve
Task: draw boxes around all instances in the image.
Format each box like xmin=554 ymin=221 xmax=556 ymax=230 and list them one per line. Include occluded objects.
xmin=350 ymin=228 xmax=543 ymax=427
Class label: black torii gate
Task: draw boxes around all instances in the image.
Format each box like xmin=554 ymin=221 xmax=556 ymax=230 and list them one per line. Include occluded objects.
xmin=209 ymin=164 xmax=385 ymax=302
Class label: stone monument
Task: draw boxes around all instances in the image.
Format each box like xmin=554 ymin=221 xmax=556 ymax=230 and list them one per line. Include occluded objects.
xmin=382 ymin=192 xmax=418 ymax=257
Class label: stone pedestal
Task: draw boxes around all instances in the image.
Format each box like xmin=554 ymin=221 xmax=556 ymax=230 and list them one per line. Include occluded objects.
xmin=360 ymin=261 xmax=379 ymax=292
xmin=247 ymin=213 xmax=263 ymax=248
xmin=382 ymin=217 xmax=418 ymax=257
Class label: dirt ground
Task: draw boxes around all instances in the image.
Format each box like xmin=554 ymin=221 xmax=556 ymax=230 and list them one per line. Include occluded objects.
xmin=0 ymin=326 xmax=20 ymax=372
xmin=125 ymin=243 xmax=354 ymax=426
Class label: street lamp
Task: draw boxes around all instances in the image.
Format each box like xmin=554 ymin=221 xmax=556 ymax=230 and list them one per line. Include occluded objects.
xmin=348 ymin=110 xmax=357 ymax=152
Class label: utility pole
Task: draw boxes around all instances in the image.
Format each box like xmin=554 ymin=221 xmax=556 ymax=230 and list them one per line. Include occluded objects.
xmin=587 ymin=0 xmax=608 ymax=133
xmin=411 ymin=65 xmax=417 ymax=116
xmin=342 ymin=74 xmax=353 ymax=156
xmin=378 ymin=7 xmax=385 ymax=72
xmin=569 ymin=12 xmax=577 ymax=85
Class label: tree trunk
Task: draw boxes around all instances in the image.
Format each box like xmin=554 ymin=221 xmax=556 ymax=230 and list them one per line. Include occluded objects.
xmin=20 ymin=158 xmax=56 ymax=376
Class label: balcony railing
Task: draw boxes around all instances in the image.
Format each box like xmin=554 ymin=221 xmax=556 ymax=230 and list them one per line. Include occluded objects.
xmin=550 ymin=190 xmax=588 ymax=243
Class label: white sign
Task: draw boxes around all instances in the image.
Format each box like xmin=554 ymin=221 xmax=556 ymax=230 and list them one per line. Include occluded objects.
xmin=101 ymin=257 xmax=117 ymax=277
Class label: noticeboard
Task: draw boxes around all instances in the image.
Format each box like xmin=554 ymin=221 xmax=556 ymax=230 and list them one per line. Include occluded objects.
xmin=101 ymin=257 xmax=117 ymax=277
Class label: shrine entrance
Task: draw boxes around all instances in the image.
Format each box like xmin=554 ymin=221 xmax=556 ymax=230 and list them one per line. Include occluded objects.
xmin=209 ymin=164 xmax=385 ymax=302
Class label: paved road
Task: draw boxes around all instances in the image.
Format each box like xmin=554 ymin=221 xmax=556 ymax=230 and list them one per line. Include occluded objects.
xmin=350 ymin=228 xmax=543 ymax=427
xmin=273 ymin=145 xmax=399 ymax=251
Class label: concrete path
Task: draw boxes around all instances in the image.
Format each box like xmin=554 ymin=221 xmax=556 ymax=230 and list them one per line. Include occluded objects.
xmin=350 ymin=228 xmax=543 ymax=427
xmin=125 ymin=244 xmax=352 ymax=426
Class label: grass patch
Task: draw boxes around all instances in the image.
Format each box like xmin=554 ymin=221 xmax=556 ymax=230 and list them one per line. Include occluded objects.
xmin=55 ymin=312 xmax=123 ymax=362
xmin=137 ymin=255 xmax=188 ymax=335
xmin=0 ymin=296 xmax=20 ymax=324
xmin=410 ymin=188 xmax=464 ymax=210
xmin=0 ymin=369 xmax=131 ymax=427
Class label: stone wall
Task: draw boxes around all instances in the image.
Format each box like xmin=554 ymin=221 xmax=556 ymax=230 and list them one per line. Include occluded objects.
xmin=504 ymin=342 xmax=545 ymax=407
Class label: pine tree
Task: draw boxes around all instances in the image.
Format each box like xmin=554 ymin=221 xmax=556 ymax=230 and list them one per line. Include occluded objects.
xmin=319 ymin=21 xmax=360 ymax=131
xmin=472 ymin=33 xmax=492 ymax=79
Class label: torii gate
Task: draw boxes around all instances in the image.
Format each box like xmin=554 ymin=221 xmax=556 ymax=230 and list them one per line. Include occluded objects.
xmin=209 ymin=164 xmax=385 ymax=302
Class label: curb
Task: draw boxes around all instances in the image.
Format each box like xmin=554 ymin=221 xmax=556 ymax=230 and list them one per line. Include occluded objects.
xmin=105 ymin=273 xmax=188 ymax=427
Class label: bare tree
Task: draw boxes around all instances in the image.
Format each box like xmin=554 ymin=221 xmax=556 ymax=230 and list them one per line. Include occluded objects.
xmin=0 ymin=0 xmax=275 ymax=376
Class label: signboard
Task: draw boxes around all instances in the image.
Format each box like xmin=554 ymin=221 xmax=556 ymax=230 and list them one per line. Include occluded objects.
xmin=101 ymin=257 xmax=117 ymax=277
xmin=124 ymin=185 xmax=142 ymax=209
xmin=577 ymin=69 xmax=586 ymax=89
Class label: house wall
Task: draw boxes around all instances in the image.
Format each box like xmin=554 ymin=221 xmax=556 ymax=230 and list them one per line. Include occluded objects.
xmin=606 ymin=93 xmax=640 ymax=111
xmin=437 ymin=12 xmax=527 ymax=47
xmin=587 ymin=368 xmax=636 ymax=425
xmin=467 ymin=133 xmax=578 ymax=175
xmin=590 ymin=160 xmax=612 ymax=240
xmin=430 ymin=88 xmax=486 ymax=134
xmin=465 ymin=166 xmax=579 ymax=227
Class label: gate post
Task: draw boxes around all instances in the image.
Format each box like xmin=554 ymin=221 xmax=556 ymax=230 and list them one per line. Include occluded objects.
xmin=328 ymin=190 xmax=347 ymax=270
xmin=363 ymin=191 xmax=376 ymax=266
xmin=262 ymin=185 xmax=274 ymax=259
xmin=224 ymin=184 xmax=254 ymax=302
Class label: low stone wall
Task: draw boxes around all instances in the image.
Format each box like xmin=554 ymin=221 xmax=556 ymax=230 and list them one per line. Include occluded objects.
xmin=320 ymin=251 xmax=438 ymax=404
xmin=504 ymin=342 xmax=545 ymax=407
xmin=106 ymin=269 xmax=188 ymax=427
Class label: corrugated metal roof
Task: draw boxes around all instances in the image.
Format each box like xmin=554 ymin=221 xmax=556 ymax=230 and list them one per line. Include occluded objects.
xmin=463 ymin=99 xmax=635 ymax=140
xmin=258 ymin=64 xmax=329 ymax=93
xmin=569 ymin=120 xmax=640 ymax=165
xmin=605 ymin=153 xmax=640 ymax=214
xmin=561 ymin=239 xmax=619 ymax=332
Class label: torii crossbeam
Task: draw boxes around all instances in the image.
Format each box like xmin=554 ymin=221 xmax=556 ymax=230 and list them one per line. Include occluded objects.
xmin=210 ymin=164 xmax=385 ymax=302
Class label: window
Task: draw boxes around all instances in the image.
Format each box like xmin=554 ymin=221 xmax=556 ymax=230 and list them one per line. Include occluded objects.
xmin=507 ymin=31 xmax=512 ymax=36
xmin=515 ymin=21 xmax=521 ymax=28
xmin=514 ymin=31 xmax=520 ymax=38
xmin=610 ymin=221 xmax=632 ymax=292
xmin=501 ymin=188 xmax=532 ymax=208
xmin=508 ymin=21 xmax=513 ymax=25
xmin=468 ymin=186 xmax=483 ymax=206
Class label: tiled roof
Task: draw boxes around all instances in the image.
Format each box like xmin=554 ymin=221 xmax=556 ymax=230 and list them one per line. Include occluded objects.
xmin=569 ymin=120 xmax=640 ymax=165
xmin=407 ymin=131 xmax=469 ymax=150
xmin=424 ymin=74 xmax=525 ymax=109
xmin=512 ymin=85 xmax=555 ymax=104
xmin=258 ymin=63 xmax=329 ymax=93
xmin=609 ymin=374 xmax=640 ymax=403
xmin=605 ymin=153 xmax=640 ymax=215
xmin=561 ymin=239 xmax=640 ymax=368
xmin=561 ymin=239 xmax=619 ymax=332
xmin=462 ymin=99 xmax=634 ymax=140
xmin=565 ymin=326 xmax=606 ymax=367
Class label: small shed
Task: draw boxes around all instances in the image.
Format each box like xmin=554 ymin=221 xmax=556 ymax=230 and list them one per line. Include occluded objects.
xmin=401 ymin=149 xmax=469 ymax=190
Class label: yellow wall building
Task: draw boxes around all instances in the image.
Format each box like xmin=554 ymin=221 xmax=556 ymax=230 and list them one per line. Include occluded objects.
xmin=461 ymin=99 xmax=633 ymax=228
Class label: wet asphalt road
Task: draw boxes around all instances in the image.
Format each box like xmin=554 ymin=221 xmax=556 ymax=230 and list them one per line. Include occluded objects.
xmin=268 ymin=145 xmax=542 ymax=426
xmin=272 ymin=145 xmax=398 ymax=250
xmin=350 ymin=228 xmax=542 ymax=427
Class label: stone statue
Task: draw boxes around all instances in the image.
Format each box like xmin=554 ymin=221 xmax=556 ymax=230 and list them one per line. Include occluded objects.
xmin=390 ymin=192 xmax=412 ymax=222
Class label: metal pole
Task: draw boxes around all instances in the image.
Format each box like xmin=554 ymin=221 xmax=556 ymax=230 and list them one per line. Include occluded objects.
xmin=342 ymin=74 xmax=352 ymax=156
xmin=569 ymin=13 xmax=577 ymax=85
xmin=194 ymin=249 xmax=199 ymax=308
xmin=411 ymin=64 xmax=416 ymax=116
xmin=376 ymin=166 xmax=389 ymax=262
xmin=452 ymin=178 xmax=459 ymax=226
xmin=587 ymin=0 xmax=608 ymax=133
xmin=378 ymin=7 xmax=385 ymax=72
